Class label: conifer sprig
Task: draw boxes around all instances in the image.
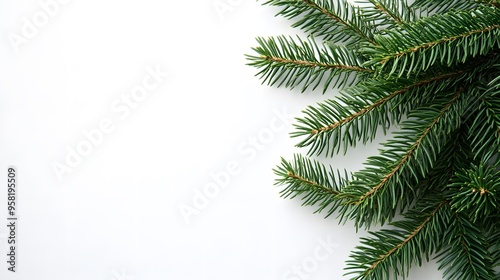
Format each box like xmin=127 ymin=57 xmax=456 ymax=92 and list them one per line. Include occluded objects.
xmin=246 ymin=36 xmax=373 ymax=92
xmin=345 ymin=200 xmax=450 ymax=279
xmin=263 ymin=0 xmax=376 ymax=45
xmin=292 ymin=68 xmax=466 ymax=156
xmin=366 ymin=7 xmax=500 ymax=77
xmin=358 ymin=0 xmax=417 ymax=27
xmin=437 ymin=212 xmax=497 ymax=280
xmin=273 ymin=154 xmax=349 ymax=217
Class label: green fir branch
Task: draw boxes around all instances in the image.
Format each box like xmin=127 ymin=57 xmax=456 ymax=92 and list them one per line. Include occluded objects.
xmin=273 ymin=154 xmax=348 ymax=216
xmin=337 ymin=89 xmax=471 ymax=228
xmin=468 ymin=74 xmax=500 ymax=158
xmin=262 ymin=0 xmax=377 ymax=45
xmin=292 ymin=68 xmax=464 ymax=156
xmin=358 ymin=0 xmax=417 ymax=27
xmin=247 ymin=36 xmax=373 ymax=92
xmin=437 ymin=212 xmax=496 ymax=280
xmin=345 ymin=200 xmax=450 ymax=279
xmin=365 ymin=7 xmax=500 ymax=77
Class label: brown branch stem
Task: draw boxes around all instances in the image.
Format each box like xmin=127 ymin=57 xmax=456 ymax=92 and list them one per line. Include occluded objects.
xmin=262 ymin=55 xmax=373 ymax=72
xmin=287 ymin=172 xmax=340 ymax=195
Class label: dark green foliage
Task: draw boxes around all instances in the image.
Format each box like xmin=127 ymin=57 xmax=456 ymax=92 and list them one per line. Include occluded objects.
xmin=346 ymin=199 xmax=451 ymax=279
xmin=248 ymin=0 xmax=500 ymax=279
xmin=437 ymin=212 xmax=496 ymax=279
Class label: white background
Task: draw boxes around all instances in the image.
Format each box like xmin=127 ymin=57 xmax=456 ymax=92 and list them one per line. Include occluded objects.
xmin=0 ymin=1 xmax=442 ymax=279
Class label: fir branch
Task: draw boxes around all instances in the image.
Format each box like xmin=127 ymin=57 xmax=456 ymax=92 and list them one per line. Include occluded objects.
xmin=262 ymin=0 xmax=377 ymax=45
xmin=301 ymin=0 xmax=376 ymax=44
xmin=345 ymin=200 xmax=450 ymax=279
xmin=336 ymin=88 xmax=472 ymax=228
xmin=398 ymin=126 xmax=472 ymax=212
xmin=366 ymin=7 xmax=500 ymax=77
xmin=468 ymin=75 xmax=500 ymax=158
xmin=311 ymin=71 xmax=461 ymax=134
xmin=261 ymin=56 xmax=370 ymax=72
xmin=380 ymin=24 xmax=499 ymax=63
xmin=293 ymin=68 xmax=464 ymax=157
xmin=247 ymin=36 xmax=373 ymax=92
xmin=274 ymin=154 xmax=348 ymax=216
xmin=355 ymin=89 xmax=462 ymax=203
xmin=359 ymin=0 xmax=417 ymax=27
xmin=437 ymin=212 xmax=496 ymax=280
xmin=373 ymin=1 xmax=402 ymax=24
